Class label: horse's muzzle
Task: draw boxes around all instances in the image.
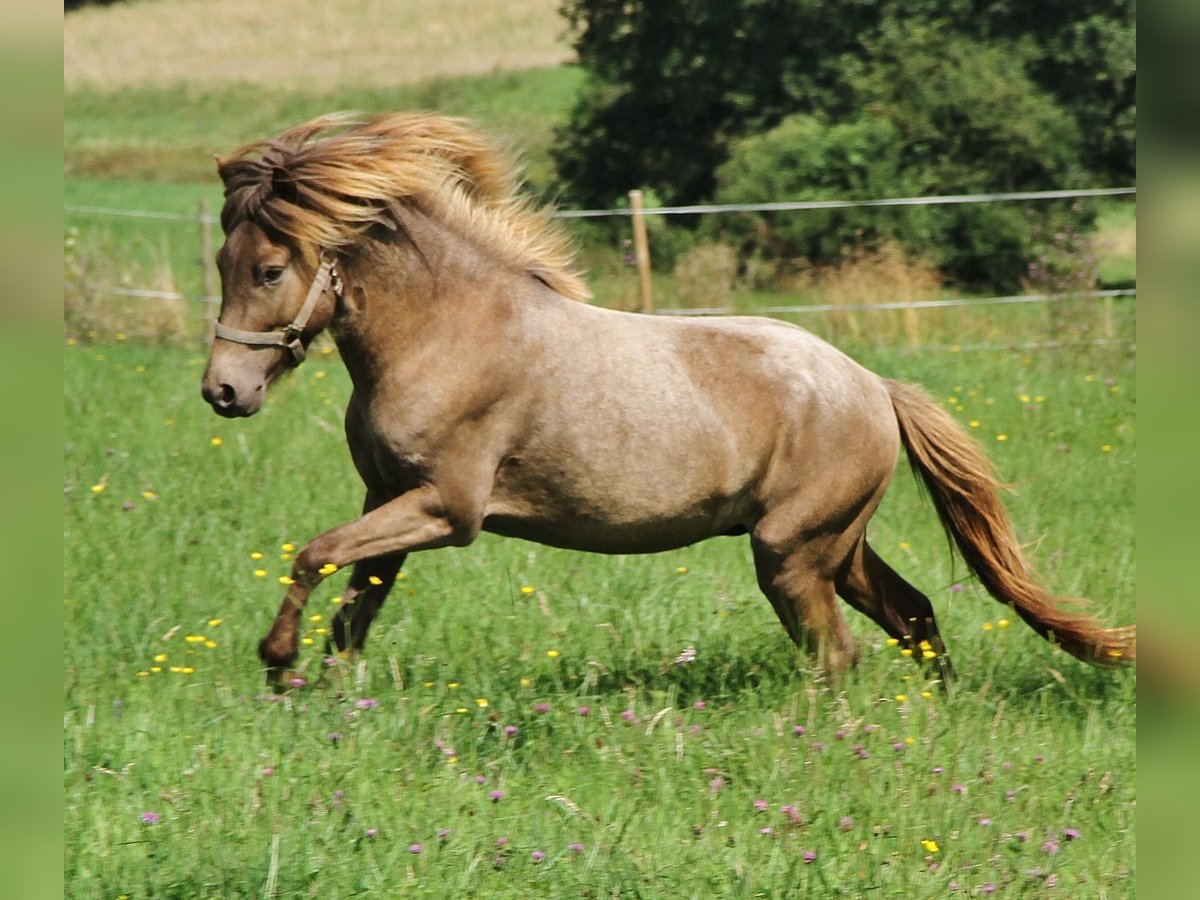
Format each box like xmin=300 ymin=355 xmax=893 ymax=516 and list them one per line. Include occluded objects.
xmin=201 ymin=378 xmax=263 ymax=417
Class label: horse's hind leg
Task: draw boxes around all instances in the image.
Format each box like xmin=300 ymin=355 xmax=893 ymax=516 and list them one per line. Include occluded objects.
xmin=836 ymin=538 xmax=955 ymax=682
xmin=329 ymin=551 xmax=407 ymax=654
xmin=751 ymin=535 xmax=860 ymax=677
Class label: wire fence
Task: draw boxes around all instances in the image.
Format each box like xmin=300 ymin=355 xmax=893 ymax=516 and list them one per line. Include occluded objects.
xmin=64 ymin=186 xmax=1136 ymax=350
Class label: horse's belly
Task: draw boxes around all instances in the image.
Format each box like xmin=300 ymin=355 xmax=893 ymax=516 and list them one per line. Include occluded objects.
xmin=482 ymin=508 xmax=742 ymax=554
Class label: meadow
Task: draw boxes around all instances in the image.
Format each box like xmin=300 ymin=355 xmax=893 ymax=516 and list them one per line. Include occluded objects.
xmin=65 ymin=2 xmax=1135 ymax=895
xmin=64 ymin=336 xmax=1134 ymax=898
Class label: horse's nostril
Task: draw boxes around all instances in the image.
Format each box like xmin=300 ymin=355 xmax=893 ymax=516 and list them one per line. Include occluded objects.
xmin=203 ymin=381 xmax=237 ymax=409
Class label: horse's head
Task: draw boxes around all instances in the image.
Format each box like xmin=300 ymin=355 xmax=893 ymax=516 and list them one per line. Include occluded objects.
xmin=201 ymin=220 xmax=341 ymax=417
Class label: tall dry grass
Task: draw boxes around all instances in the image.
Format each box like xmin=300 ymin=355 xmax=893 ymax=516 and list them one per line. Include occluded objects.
xmin=64 ymin=228 xmax=199 ymax=345
xmin=65 ymin=0 xmax=573 ymax=92
xmin=796 ymin=241 xmax=942 ymax=346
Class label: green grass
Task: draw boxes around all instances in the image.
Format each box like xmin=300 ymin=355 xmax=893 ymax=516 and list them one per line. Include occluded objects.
xmin=64 ymin=340 xmax=1134 ymax=898
xmin=65 ymin=66 xmax=585 ymax=185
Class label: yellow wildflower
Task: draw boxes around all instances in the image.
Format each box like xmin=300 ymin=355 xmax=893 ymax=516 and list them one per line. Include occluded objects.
xmin=885 ymin=638 xmax=900 ymax=647
xmin=250 ymin=551 xmax=264 ymax=560
xmin=996 ymin=434 xmax=1008 ymax=442
xmin=922 ymin=839 xmax=939 ymax=854
xmin=547 ymin=649 xmax=560 ymax=658
xmin=210 ymin=437 xmax=223 ymax=447
xmin=982 ymin=622 xmax=994 ymax=631
xmin=520 ymin=585 xmax=535 ymax=595
xmin=154 ymin=653 xmax=167 ymax=663
xmin=279 ymin=576 xmax=295 ymax=585
xmin=476 ymin=698 xmax=489 ymax=707
xmin=253 ymin=569 xmax=267 ymax=578
xmin=997 ymin=619 xmax=1010 ymax=628
xmin=90 ymin=483 xmax=106 ymax=494
xmin=281 ymin=543 xmax=296 ymax=552
xmin=368 ymin=576 xmax=383 ymax=586
xmin=207 ymin=618 xmax=223 ymax=627
xmin=895 ymin=694 xmax=908 ymax=702
xmin=318 ymin=563 xmax=338 ymax=576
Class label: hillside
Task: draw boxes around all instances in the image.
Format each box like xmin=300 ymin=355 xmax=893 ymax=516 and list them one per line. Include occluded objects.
xmin=65 ymin=0 xmax=573 ymax=92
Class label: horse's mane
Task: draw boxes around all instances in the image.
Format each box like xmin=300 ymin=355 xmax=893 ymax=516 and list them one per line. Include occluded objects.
xmin=217 ymin=112 xmax=590 ymax=301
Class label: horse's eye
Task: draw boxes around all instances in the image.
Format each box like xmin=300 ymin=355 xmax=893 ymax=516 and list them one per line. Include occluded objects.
xmin=263 ymin=266 xmax=285 ymax=286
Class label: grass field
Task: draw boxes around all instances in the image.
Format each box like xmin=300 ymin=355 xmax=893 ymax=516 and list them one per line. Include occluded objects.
xmin=64 ymin=337 xmax=1134 ymax=898
xmin=64 ymin=3 xmax=1135 ymax=895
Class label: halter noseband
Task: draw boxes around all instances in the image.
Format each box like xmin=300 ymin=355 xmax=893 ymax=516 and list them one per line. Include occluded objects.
xmin=213 ymin=254 xmax=344 ymax=366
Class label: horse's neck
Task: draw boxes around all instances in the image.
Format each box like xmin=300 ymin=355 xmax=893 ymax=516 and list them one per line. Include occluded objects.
xmin=332 ymin=222 xmax=525 ymax=392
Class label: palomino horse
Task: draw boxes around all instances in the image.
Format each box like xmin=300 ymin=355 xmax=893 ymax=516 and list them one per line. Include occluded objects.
xmin=201 ymin=113 xmax=1134 ymax=686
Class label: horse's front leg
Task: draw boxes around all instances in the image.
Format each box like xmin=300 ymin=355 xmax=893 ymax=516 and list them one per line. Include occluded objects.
xmin=257 ymin=483 xmax=481 ymax=685
xmin=328 ymin=550 xmax=407 ymax=656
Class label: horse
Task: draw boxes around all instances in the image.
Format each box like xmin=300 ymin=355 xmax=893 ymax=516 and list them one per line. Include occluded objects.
xmin=200 ymin=112 xmax=1135 ymax=687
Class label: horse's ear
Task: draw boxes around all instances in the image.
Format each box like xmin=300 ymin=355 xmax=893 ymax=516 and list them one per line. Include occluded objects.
xmin=271 ymin=165 xmax=299 ymax=205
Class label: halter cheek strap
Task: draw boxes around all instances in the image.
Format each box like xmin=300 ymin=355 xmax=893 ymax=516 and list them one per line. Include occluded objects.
xmin=214 ymin=255 xmax=344 ymax=366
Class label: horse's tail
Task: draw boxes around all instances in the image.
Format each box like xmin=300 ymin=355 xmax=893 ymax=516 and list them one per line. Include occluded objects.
xmin=885 ymin=379 xmax=1135 ymax=666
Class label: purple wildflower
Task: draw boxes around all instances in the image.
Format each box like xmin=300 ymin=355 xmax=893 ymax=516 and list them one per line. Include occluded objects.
xmin=503 ymin=725 xmax=519 ymax=736
xmin=792 ymin=725 xmax=806 ymax=736
xmin=489 ymin=790 xmax=505 ymax=803
xmin=753 ymin=799 xmax=768 ymax=812
xmin=577 ymin=706 xmax=590 ymax=716
xmin=290 ymin=677 xmax=306 ymax=688
xmin=760 ymin=826 xmax=774 ymax=835
xmin=531 ymin=850 xmax=546 ymax=862
xmin=838 ymin=816 xmax=854 ymax=831
xmin=475 ymin=775 xmax=487 ymax=784
xmin=1042 ymin=839 xmax=1060 ymax=855
xmin=852 ymin=744 xmax=870 ymax=759
xmin=620 ymin=710 xmax=637 ymax=722
xmin=534 ymin=703 xmax=551 ymax=714
xmin=365 ymin=828 xmax=378 ymax=839
xmin=408 ymin=843 xmax=423 ymax=854
xmin=892 ymin=742 xmax=906 ymax=751
xmin=979 ymin=817 xmax=992 ymax=826
xmin=568 ymin=843 xmax=585 ymax=853
xmin=495 ymin=836 xmax=508 ymax=846
xmin=355 ymin=697 xmax=378 ymax=709
xmin=811 ymin=741 xmax=827 ymax=752
xmin=803 ymin=850 xmax=816 ymax=864
xmin=834 ymin=728 xmax=847 ymax=740
xmin=950 ymin=583 xmax=964 ymax=593
xmin=693 ymin=700 xmax=707 ymax=711
xmin=952 ymin=783 xmax=966 ymax=795
xmin=139 ymin=811 xmax=160 ymax=824
xmin=709 ymin=776 xmax=725 ymax=794
xmin=982 ymin=883 xmax=996 ymax=894
xmin=1063 ymin=828 xmax=1080 ymax=840
xmin=437 ymin=828 xmax=451 ymax=842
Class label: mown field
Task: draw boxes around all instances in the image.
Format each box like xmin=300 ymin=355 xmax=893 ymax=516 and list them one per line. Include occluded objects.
xmin=65 ymin=2 xmax=1135 ymax=896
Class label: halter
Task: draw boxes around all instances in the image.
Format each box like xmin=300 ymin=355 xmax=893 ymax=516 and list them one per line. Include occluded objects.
xmin=213 ymin=254 xmax=344 ymax=366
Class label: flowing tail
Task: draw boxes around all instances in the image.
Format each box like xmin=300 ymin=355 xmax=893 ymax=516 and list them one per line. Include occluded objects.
xmin=886 ymin=380 xmax=1135 ymax=666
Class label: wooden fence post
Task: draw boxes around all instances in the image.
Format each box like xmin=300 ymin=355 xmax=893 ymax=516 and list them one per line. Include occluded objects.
xmin=629 ymin=189 xmax=654 ymax=313
xmin=199 ymin=198 xmax=217 ymax=326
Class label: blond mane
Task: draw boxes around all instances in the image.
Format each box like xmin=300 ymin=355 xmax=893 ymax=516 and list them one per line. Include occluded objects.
xmin=217 ymin=112 xmax=590 ymax=301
